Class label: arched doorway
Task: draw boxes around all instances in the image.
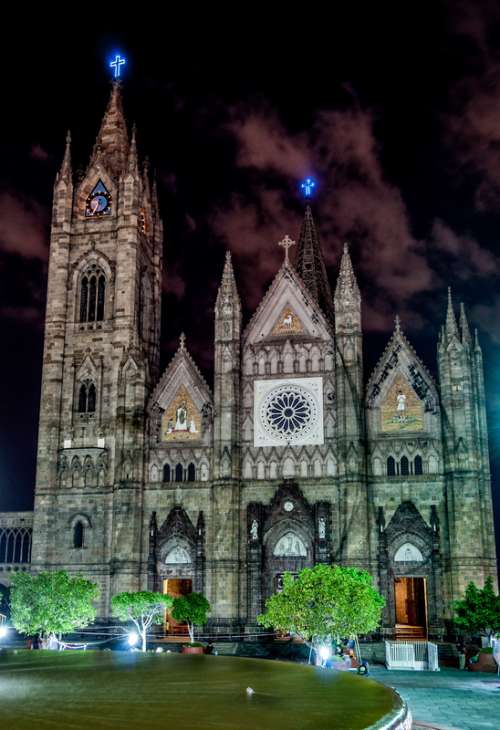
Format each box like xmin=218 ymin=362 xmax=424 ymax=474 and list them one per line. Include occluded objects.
xmin=263 ymin=525 xmax=312 ymax=600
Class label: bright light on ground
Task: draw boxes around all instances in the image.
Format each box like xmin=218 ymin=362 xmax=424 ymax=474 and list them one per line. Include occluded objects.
xmin=0 ymin=625 xmax=8 ymax=639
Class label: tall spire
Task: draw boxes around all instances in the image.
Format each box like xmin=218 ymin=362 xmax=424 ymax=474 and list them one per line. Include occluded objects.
xmin=216 ymin=251 xmax=241 ymax=310
xmin=90 ymin=81 xmax=129 ymax=178
xmin=334 ymin=242 xmax=361 ymax=306
xmin=57 ymin=130 xmax=72 ymax=183
xmin=445 ymin=287 xmax=459 ymax=339
xmin=127 ymin=123 xmax=138 ymax=176
xmin=459 ymin=302 xmax=472 ymax=344
xmin=294 ymin=205 xmax=334 ymax=321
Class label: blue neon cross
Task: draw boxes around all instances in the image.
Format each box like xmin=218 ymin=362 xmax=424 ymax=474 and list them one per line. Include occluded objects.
xmin=110 ymin=55 xmax=126 ymax=79
xmin=301 ymin=178 xmax=316 ymax=198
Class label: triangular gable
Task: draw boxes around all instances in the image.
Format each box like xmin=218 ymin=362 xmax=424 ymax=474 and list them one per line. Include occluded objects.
xmin=243 ymin=265 xmax=332 ymax=345
xmin=366 ymin=321 xmax=438 ymax=431
xmin=148 ymin=341 xmax=212 ymax=443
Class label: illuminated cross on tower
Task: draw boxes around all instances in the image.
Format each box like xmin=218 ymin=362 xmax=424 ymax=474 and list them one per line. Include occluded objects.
xmin=278 ymin=234 xmax=296 ymax=266
xmin=300 ymin=177 xmax=316 ymax=198
xmin=110 ymin=54 xmax=126 ymax=79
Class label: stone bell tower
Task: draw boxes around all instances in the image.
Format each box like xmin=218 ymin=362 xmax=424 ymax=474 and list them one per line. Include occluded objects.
xmin=31 ymin=81 xmax=163 ymax=614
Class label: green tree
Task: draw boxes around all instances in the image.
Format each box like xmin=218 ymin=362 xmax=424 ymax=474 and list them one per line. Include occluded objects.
xmin=112 ymin=591 xmax=173 ymax=652
xmin=257 ymin=564 xmax=384 ymax=663
xmin=171 ymin=592 xmax=211 ymax=643
xmin=10 ymin=570 xmax=99 ymax=647
xmin=453 ymin=577 xmax=500 ymax=642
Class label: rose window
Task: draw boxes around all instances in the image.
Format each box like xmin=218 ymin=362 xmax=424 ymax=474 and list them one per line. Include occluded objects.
xmin=260 ymin=384 xmax=318 ymax=443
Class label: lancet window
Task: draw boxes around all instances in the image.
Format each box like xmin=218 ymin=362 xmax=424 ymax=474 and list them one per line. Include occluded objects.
xmin=79 ymin=264 xmax=106 ymax=323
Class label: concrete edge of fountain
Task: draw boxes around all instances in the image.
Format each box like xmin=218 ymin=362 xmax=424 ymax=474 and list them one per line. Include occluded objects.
xmin=369 ymin=688 xmax=412 ymax=730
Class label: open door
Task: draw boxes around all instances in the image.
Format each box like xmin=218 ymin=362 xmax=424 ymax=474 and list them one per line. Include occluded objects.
xmin=163 ymin=578 xmax=192 ymax=636
xmin=394 ymin=577 xmax=427 ymax=639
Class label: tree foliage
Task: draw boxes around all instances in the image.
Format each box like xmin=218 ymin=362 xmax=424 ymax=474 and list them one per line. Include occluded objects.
xmin=9 ymin=570 xmax=99 ymax=644
xmin=257 ymin=564 xmax=384 ymax=651
xmin=112 ymin=591 xmax=173 ymax=651
xmin=172 ymin=592 xmax=211 ymax=643
xmin=453 ymin=577 xmax=500 ymax=639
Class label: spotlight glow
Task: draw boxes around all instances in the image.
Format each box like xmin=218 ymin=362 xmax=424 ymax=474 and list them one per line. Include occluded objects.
xmin=0 ymin=625 xmax=8 ymax=639
xmin=127 ymin=631 xmax=139 ymax=647
xmin=319 ymin=645 xmax=331 ymax=661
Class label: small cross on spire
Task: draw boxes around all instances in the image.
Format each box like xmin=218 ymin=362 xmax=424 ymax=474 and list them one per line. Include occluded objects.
xmin=300 ymin=177 xmax=316 ymax=198
xmin=110 ymin=54 xmax=126 ymax=79
xmin=278 ymin=234 xmax=296 ymax=265
xmin=179 ymin=332 xmax=186 ymax=350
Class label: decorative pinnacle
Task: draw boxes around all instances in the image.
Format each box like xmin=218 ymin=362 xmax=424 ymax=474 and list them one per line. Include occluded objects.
xmin=179 ymin=332 xmax=186 ymax=350
xmin=278 ymin=234 xmax=296 ymax=266
xmin=446 ymin=287 xmax=459 ymax=338
xmin=59 ymin=130 xmax=72 ymax=179
xmin=394 ymin=314 xmax=401 ymax=334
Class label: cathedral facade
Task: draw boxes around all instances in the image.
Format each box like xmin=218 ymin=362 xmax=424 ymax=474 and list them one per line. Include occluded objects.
xmin=1 ymin=83 xmax=497 ymax=639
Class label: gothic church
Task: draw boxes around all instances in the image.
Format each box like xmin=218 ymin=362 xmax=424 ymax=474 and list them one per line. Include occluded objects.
xmin=0 ymin=82 xmax=497 ymax=639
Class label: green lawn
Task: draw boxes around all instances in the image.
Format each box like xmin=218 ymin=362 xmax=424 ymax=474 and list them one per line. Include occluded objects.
xmin=0 ymin=651 xmax=400 ymax=729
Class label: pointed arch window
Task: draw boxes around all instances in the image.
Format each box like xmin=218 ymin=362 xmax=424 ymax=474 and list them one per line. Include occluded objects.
xmin=163 ymin=464 xmax=171 ymax=483
xmin=387 ymin=456 xmax=396 ymax=477
xmin=78 ymin=384 xmax=87 ymax=413
xmin=77 ymin=382 xmax=96 ymax=414
xmin=414 ymin=455 xmax=423 ymax=475
xmin=187 ymin=463 xmax=196 ymax=482
xmin=73 ymin=521 xmax=84 ymax=549
xmin=175 ymin=464 xmax=184 ymax=482
xmin=79 ymin=264 xmax=106 ymax=323
xmin=400 ymin=456 xmax=410 ymax=476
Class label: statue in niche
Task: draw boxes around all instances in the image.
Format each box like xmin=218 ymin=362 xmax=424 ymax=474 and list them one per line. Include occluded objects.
xmin=175 ymin=401 xmax=188 ymax=431
xmin=250 ymin=519 xmax=259 ymax=541
xmin=396 ymin=390 xmax=407 ymax=419
xmin=318 ymin=517 xmax=326 ymax=539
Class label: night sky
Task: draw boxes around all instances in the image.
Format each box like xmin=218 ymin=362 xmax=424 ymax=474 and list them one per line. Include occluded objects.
xmin=1 ymin=10 xmax=500 ymax=562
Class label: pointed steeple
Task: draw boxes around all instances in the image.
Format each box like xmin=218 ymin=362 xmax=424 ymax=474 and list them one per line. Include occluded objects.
xmin=90 ymin=81 xmax=129 ymax=178
xmin=474 ymin=328 xmax=482 ymax=353
xmin=216 ymin=251 xmax=241 ymax=311
xmin=459 ymin=302 xmax=472 ymax=344
xmin=294 ymin=205 xmax=334 ymax=321
xmin=334 ymin=242 xmax=361 ymax=306
xmin=127 ymin=123 xmax=139 ymax=176
xmin=445 ymin=287 xmax=459 ymax=340
xmin=57 ymin=130 xmax=72 ymax=183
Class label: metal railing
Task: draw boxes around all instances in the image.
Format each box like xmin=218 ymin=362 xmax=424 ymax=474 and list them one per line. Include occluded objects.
xmin=385 ymin=640 xmax=439 ymax=671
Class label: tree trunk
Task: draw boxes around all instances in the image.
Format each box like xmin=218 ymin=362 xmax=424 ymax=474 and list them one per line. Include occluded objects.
xmin=188 ymin=622 xmax=194 ymax=643
xmin=141 ymin=628 xmax=147 ymax=652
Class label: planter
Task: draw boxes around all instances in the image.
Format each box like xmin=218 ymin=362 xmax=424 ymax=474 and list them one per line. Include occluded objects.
xmin=470 ymin=652 xmax=497 ymax=673
xmin=181 ymin=646 xmax=205 ymax=655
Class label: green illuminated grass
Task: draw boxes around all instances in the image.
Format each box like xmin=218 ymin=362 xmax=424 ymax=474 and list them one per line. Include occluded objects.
xmin=0 ymin=651 xmax=399 ymax=729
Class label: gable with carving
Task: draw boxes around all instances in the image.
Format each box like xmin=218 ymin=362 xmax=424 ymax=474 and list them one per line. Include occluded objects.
xmin=161 ymin=385 xmax=202 ymax=442
xmin=381 ymin=374 xmax=424 ymax=433
xmin=271 ymin=306 xmax=304 ymax=336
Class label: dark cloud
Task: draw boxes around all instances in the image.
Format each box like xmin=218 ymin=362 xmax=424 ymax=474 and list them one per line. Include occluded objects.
xmin=0 ymin=193 xmax=49 ymax=261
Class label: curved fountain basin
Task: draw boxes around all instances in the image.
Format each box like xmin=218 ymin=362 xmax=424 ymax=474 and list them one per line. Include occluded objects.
xmin=0 ymin=651 xmax=410 ymax=729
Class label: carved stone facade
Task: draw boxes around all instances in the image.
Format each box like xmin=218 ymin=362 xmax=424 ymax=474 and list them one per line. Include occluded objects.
xmin=0 ymin=83 xmax=497 ymax=638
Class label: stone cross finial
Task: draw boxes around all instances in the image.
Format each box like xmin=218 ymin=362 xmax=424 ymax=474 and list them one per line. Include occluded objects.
xmin=179 ymin=332 xmax=186 ymax=350
xmin=395 ymin=315 xmax=401 ymax=334
xmin=278 ymin=235 xmax=296 ymax=265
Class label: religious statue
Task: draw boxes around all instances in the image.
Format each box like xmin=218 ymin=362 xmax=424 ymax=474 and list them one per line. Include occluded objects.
xmin=318 ymin=517 xmax=326 ymax=539
xmin=250 ymin=519 xmax=259 ymax=541
xmin=175 ymin=401 xmax=188 ymax=431
xmin=189 ymin=418 xmax=198 ymax=434
xmin=396 ymin=390 xmax=407 ymax=418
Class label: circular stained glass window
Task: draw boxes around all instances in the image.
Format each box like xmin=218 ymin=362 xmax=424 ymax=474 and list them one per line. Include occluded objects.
xmin=260 ymin=384 xmax=318 ymax=443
